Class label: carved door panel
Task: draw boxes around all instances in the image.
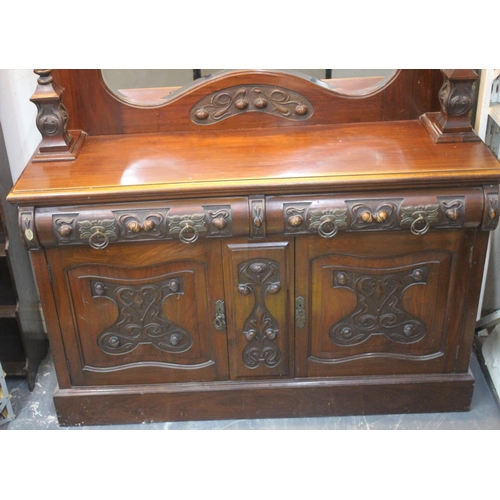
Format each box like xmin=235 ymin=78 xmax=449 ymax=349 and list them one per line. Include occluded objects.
xmin=222 ymin=239 xmax=293 ymax=379
xmin=295 ymin=231 xmax=474 ymax=377
xmin=45 ymin=240 xmax=228 ymax=386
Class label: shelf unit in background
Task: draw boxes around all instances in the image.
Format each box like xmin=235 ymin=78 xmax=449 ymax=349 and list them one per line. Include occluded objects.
xmin=475 ymin=70 xmax=500 ymax=398
xmin=476 ymin=69 xmax=500 ymax=158
xmin=0 ymin=361 xmax=15 ymax=425
xmin=0 ymin=122 xmax=48 ymax=390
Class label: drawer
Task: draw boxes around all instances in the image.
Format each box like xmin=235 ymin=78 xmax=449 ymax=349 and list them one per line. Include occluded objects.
xmin=266 ymin=187 xmax=489 ymax=238
xmin=34 ymin=197 xmax=250 ymax=248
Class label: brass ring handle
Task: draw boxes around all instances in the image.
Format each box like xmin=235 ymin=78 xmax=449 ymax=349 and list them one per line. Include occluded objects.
xmin=88 ymin=229 xmax=110 ymax=249
xmin=179 ymin=221 xmax=199 ymax=244
xmin=318 ymin=218 xmax=339 ymax=238
xmin=410 ymin=215 xmax=431 ymax=236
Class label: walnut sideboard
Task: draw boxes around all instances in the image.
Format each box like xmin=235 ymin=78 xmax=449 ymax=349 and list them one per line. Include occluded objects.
xmin=7 ymin=69 xmax=500 ymax=426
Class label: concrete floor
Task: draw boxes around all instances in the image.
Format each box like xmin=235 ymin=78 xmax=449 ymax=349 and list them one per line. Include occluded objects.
xmin=2 ymin=349 xmax=500 ymax=430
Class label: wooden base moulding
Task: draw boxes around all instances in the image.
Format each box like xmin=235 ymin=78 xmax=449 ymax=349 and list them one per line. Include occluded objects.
xmin=54 ymin=372 xmax=475 ymax=426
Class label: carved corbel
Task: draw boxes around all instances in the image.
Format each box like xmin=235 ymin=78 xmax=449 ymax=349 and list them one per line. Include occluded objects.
xmin=30 ymin=69 xmax=86 ymax=162
xmin=420 ymin=69 xmax=481 ymax=143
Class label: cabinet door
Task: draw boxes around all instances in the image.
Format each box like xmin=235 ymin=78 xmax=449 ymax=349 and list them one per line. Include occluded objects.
xmin=46 ymin=240 xmax=228 ymax=386
xmin=295 ymin=231 xmax=474 ymax=377
xmin=222 ymin=239 xmax=293 ymax=379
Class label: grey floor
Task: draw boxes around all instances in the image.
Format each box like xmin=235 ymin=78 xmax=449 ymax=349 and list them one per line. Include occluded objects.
xmin=2 ymin=349 xmax=500 ymax=430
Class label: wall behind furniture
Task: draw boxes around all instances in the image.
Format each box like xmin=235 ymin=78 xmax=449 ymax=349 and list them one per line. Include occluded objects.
xmin=0 ymin=70 xmax=40 ymax=183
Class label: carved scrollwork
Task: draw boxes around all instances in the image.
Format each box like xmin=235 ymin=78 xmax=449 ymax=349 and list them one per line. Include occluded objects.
xmin=348 ymin=200 xmax=400 ymax=231
xmin=115 ymin=211 xmax=166 ymax=240
xmin=191 ymin=85 xmax=313 ymax=125
xmin=53 ymin=216 xmax=77 ymax=244
xmin=439 ymin=80 xmax=474 ymax=117
xmin=285 ymin=206 xmax=307 ymax=231
xmin=438 ymin=197 xmax=465 ymax=226
xmin=330 ymin=267 xmax=428 ymax=346
xmin=92 ymin=277 xmax=193 ymax=355
xmin=237 ymin=259 xmax=282 ymax=369
xmin=204 ymin=205 xmax=232 ymax=237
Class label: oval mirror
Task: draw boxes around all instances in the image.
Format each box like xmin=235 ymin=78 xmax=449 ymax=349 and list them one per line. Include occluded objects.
xmin=101 ymin=69 xmax=398 ymax=107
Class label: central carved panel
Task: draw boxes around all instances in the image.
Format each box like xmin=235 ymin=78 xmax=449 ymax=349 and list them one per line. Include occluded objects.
xmin=330 ymin=267 xmax=428 ymax=346
xmin=191 ymin=85 xmax=313 ymax=125
xmin=237 ymin=259 xmax=282 ymax=369
xmin=91 ymin=277 xmax=193 ymax=355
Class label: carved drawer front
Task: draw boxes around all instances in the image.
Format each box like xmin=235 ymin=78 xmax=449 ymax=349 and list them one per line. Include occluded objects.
xmin=295 ymin=230 xmax=474 ymax=378
xmin=34 ymin=197 xmax=249 ymax=248
xmin=266 ymin=187 xmax=486 ymax=238
xmin=222 ymin=239 xmax=294 ymax=380
xmin=45 ymin=240 xmax=229 ymax=386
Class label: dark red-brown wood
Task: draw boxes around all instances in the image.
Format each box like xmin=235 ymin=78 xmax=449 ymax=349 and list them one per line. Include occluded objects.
xmin=7 ymin=69 xmax=500 ymax=425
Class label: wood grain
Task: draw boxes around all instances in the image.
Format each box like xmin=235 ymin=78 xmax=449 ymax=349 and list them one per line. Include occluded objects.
xmin=9 ymin=120 xmax=500 ymax=207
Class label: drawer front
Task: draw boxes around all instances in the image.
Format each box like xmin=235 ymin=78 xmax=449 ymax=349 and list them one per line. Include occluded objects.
xmin=266 ymin=187 xmax=486 ymax=238
xmin=35 ymin=197 xmax=249 ymax=248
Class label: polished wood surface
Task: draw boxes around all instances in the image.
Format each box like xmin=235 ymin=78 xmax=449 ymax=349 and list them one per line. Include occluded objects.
xmin=9 ymin=121 xmax=500 ymax=207
xmin=8 ymin=69 xmax=500 ymax=425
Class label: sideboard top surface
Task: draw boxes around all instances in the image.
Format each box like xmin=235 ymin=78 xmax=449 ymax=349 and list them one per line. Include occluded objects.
xmin=9 ymin=119 xmax=500 ymax=207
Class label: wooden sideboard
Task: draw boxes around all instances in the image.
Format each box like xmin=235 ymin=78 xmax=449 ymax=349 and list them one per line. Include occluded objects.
xmin=7 ymin=69 xmax=500 ymax=426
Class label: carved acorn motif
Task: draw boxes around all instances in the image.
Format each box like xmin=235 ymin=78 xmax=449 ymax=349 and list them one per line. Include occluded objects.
xmin=127 ymin=221 xmax=142 ymax=233
xmin=142 ymin=219 xmax=155 ymax=231
xmin=212 ymin=217 xmax=227 ymax=229
xmin=295 ymin=104 xmax=308 ymax=115
xmin=374 ymin=211 xmax=388 ymax=223
xmin=58 ymin=224 xmax=73 ymax=237
xmin=360 ymin=211 xmax=373 ymax=223
xmin=254 ymin=97 xmax=268 ymax=109
xmin=446 ymin=209 xmax=460 ymax=221
xmin=235 ymin=99 xmax=248 ymax=110
xmin=288 ymin=215 xmax=303 ymax=227
xmin=195 ymin=109 xmax=209 ymax=120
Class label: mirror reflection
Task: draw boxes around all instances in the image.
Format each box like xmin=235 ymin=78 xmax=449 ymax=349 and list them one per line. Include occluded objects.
xmin=101 ymin=69 xmax=397 ymax=107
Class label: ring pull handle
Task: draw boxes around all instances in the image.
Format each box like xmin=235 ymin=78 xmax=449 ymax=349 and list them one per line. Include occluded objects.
xmin=317 ymin=217 xmax=339 ymax=238
xmin=179 ymin=220 xmax=199 ymax=244
xmin=410 ymin=215 xmax=431 ymax=236
xmin=88 ymin=229 xmax=110 ymax=249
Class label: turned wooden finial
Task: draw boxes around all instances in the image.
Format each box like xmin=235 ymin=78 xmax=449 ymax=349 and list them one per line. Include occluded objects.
xmin=420 ymin=69 xmax=481 ymax=143
xmin=30 ymin=69 xmax=86 ymax=162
